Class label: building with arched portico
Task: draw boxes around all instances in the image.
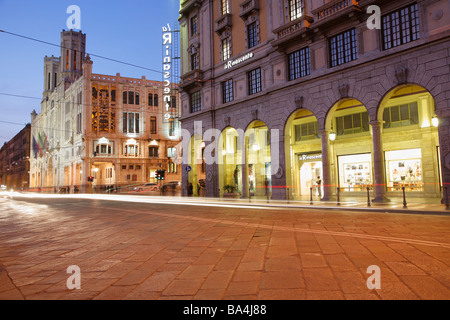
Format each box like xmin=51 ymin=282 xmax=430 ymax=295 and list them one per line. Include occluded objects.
xmin=178 ymin=0 xmax=450 ymax=203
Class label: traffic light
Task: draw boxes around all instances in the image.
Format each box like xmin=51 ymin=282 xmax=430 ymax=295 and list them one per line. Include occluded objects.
xmin=87 ymin=176 xmax=94 ymax=182
xmin=155 ymin=169 xmax=166 ymax=180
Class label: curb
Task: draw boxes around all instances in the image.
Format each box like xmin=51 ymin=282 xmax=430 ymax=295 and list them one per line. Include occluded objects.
xmin=6 ymin=192 xmax=450 ymax=216
xmin=208 ymin=199 xmax=450 ymax=216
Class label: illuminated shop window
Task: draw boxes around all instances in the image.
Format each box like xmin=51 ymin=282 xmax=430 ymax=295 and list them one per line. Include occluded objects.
xmin=338 ymin=154 xmax=373 ymax=192
xmin=385 ymin=148 xmax=423 ymax=191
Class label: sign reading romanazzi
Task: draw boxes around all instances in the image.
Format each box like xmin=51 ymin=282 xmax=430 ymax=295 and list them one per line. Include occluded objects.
xmin=299 ymin=154 xmax=322 ymax=161
xmin=224 ymin=52 xmax=254 ymax=70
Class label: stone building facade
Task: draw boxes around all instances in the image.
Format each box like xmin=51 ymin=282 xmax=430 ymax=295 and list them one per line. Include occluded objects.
xmin=178 ymin=0 xmax=450 ymax=202
xmin=29 ymin=30 xmax=181 ymax=192
xmin=0 ymin=124 xmax=31 ymax=190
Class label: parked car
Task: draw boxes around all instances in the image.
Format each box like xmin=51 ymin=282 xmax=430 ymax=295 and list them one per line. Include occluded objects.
xmin=0 ymin=185 xmax=6 ymax=191
xmin=133 ymin=183 xmax=159 ymax=192
xmin=161 ymin=181 xmax=181 ymax=193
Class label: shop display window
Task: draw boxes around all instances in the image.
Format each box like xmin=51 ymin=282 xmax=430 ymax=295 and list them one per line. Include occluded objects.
xmin=298 ymin=158 xmax=322 ymax=196
xmin=338 ymin=154 xmax=372 ymax=192
xmin=386 ymin=148 xmax=423 ymax=191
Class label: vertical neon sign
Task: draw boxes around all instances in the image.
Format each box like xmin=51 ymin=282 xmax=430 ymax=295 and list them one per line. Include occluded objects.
xmin=162 ymin=23 xmax=172 ymax=126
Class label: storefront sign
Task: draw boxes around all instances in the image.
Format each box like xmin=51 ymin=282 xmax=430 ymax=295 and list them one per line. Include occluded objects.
xmin=299 ymin=154 xmax=322 ymax=161
xmin=224 ymin=52 xmax=254 ymax=70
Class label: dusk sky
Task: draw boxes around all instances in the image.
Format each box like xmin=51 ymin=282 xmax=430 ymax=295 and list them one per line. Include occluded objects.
xmin=0 ymin=0 xmax=180 ymax=146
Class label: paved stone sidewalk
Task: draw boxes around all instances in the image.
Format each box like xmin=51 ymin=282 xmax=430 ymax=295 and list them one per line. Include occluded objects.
xmin=0 ymin=194 xmax=449 ymax=300
xmin=0 ymin=263 xmax=24 ymax=299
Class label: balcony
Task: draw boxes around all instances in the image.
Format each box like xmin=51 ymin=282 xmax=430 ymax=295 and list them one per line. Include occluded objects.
xmin=179 ymin=69 xmax=203 ymax=91
xmin=358 ymin=0 xmax=391 ymax=6
xmin=180 ymin=0 xmax=202 ymax=16
xmin=311 ymin=0 xmax=362 ymax=29
xmin=239 ymin=0 xmax=259 ymax=20
xmin=148 ymin=134 xmax=160 ymax=141
xmin=215 ymin=13 xmax=232 ymax=35
xmin=272 ymin=15 xmax=314 ymax=50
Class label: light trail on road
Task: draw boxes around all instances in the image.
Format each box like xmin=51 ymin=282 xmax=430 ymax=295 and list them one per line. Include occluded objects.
xmin=3 ymin=192 xmax=450 ymax=249
xmin=2 ymin=192 xmax=275 ymax=211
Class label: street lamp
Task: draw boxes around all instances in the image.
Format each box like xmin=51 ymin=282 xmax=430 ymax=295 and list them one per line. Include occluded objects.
xmin=329 ymin=131 xmax=336 ymax=141
xmin=432 ymin=115 xmax=439 ymax=128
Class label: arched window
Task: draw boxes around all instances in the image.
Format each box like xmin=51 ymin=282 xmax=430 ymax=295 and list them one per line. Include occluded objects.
xmin=148 ymin=93 xmax=153 ymax=106
xmin=128 ymin=91 xmax=135 ymax=105
xmin=123 ymin=91 xmax=127 ymax=104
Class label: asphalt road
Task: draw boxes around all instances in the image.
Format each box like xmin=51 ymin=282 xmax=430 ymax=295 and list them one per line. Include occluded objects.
xmin=0 ymin=192 xmax=449 ymax=300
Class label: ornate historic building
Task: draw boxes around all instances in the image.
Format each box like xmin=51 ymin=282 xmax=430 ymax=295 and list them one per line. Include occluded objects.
xmin=178 ymin=0 xmax=450 ymax=202
xmin=29 ymin=30 xmax=181 ymax=192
